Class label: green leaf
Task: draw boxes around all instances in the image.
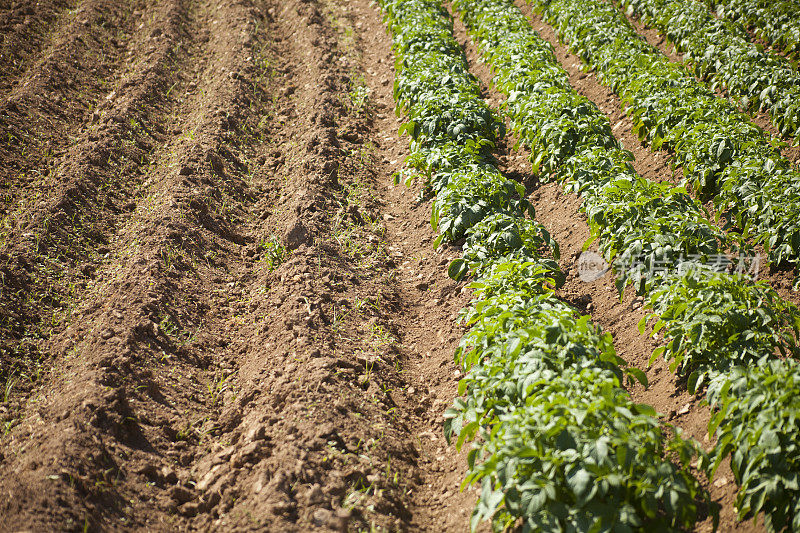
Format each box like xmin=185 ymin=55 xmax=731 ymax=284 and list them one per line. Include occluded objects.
xmin=627 ymin=368 xmax=649 ymax=388
xmin=448 ymin=258 xmax=468 ymax=281
xmin=649 ymin=346 xmax=665 ymax=366
xmin=687 ymin=371 xmax=700 ymax=395
xmin=567 ymin=468 xmax=592 ymax=497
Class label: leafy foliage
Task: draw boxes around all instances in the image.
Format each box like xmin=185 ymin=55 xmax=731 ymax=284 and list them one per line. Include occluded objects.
xmin=447 ymin=271 xmax=706 ymax=532
xmin=380 ymin=0 xmax=710 ymax=530
xmin=452 ymin=366 xmax=704 ymax=532
xmin=454 ymin=212 xmax=560 ymax=281
xmin=533 ymin=0 xmax=800 ymax=267
xmin=432 ymin=164 xmax=531 ymax=246
xmin=643 ymin=272 xmax=800 ymax=388
xmin=453 ymin=0 xmax=800 ymax=529
xmin=455 ymin=0 xmax=727 ymax=294
xmin=708 ymin=0 xmax=800 ymax=62
xmin=706 ymin=361 xmax=800 ymax=531
xmin=621 ymin=0 xmax=800 ymax=139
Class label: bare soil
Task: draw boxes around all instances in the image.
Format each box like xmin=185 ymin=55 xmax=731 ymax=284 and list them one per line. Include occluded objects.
xmin=0 ymin=0 xmax=477 ymax=529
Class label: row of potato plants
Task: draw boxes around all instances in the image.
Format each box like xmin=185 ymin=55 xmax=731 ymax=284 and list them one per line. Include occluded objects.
xmin=620 ymin=0 xmax=800 ymax=139
xmin=378 ymin=0 xmax=711 ymax=530
xmin=530 ymin=0 xmax=800 ymax=268
xmin=707 ymin=0 xmax=800 ymax=62
xmin=453 ymin=0 xmax=800 ymax=529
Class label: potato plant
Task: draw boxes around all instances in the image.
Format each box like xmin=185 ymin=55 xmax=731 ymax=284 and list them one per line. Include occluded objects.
xmin=452 ymin=0 xmax=800 ymax=529
xmin=621 ymin=0 xmax=800 ymax=139
xmin=707 ymin=361 xmax=800 ymax=532
xmin=708 ymin=0 xmax=800 ymax=62
xmin=532 ymin=0 xmax=800 ymax=267
xmin=379 ymin=0 xmax=711 ymax=530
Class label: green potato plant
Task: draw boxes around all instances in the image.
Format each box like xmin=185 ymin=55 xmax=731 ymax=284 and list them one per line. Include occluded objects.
xmin=453 ymin=0 xmax=800 ymax=528
xmin=380 ymin=0 xmax=711 ymax=530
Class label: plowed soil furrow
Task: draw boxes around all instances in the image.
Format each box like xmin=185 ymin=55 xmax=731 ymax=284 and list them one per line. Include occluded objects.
xmin=0 ymin=0 xmax=187 ymax=418
xmin=0 ymin=0 xmax=479 ymax=530
xmin=342 ymin=2 xmax=484 ymax=529
xmin=173 ymin=0 xmax=477 ymax=528
xmin=167 ymin=0 xmax=427 ymax=528
xmin=0 ymin=0 xmax=76 ymax=85
xmin=1 ymin=0 xmax=144 ymax=208
xmin=0 ymin=0 xmax=266 ymax=526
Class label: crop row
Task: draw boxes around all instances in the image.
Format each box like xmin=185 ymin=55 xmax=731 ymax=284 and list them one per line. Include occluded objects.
xmin=621 ymin=0 xmax=800 ymax=139
xmin=453 ymin=0 xmax=800 ymax=529
xmin=532 ymin=0 xmax=800 ymax=268
xmin=709 ymin=0 xmax=800 ymax=62
xmin=378 ymin=0 xmax=710 ymax=530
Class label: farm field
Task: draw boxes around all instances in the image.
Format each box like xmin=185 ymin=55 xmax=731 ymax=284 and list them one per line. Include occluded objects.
xmin=1 ymin=0 xmax=799 ymax=531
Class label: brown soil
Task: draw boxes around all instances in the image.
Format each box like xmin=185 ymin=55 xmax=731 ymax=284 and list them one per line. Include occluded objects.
xmin=0 ymin=0 xmax=479 ymax=530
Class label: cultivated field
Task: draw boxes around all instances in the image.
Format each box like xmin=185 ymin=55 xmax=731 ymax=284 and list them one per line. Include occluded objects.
xmin=1 ymin=0 xmax=799 ymax=531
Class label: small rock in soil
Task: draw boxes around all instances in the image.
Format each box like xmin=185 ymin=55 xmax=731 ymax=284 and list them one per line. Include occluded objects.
xmin=312 ymin=508 xmax=332 ymax=527
xmin=245 ymin=424 xmax=267 ymax=442
xmin=252 ymin=471 xmax=269 ymax=494
xmin=161 ymin=467 xmax=178 ymax=485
